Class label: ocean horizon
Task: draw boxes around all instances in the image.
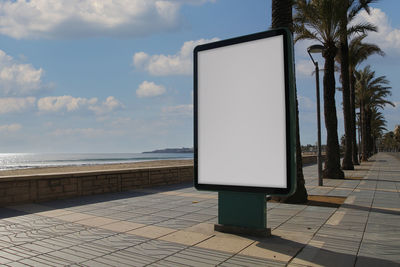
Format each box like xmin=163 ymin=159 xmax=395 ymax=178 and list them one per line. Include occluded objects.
xmin=0 ymin=152 xmax=194 ymax=171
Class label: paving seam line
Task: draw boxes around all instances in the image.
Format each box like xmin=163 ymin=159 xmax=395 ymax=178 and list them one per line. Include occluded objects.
xmin=286 ymin=162 xmax=371 ymax=266
xmin=142 ymin=233 xmax=217 ymax=267
xmin=352 ymin=164 xmax=379 ymax=267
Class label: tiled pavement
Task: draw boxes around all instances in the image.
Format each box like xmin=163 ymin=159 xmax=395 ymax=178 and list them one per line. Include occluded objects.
xmin=0 ymin=152 xmax=399 ymax=266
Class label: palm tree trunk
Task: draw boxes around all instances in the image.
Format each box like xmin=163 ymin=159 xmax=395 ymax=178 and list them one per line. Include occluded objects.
xmin=361 ymin=104 xmax=368 ymax=161
xmin=322 ymin=46 xmax=344 ymax=179
xmin=349 ymin=72 xmax=359 ymax=165
xmin=271 ymin=0 xmax=307 ymax=203
xmin=340 ymin=39 xmax=354 ymax=170
xmin=366 ymin=111 xmax=373 ymax=157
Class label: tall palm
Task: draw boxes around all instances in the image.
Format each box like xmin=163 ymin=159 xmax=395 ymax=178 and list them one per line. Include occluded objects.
xmin=348 ymin=34 xmax=384 ymax=163
xmin=271 ymin=0 xmax=308 ymax=203
xmin=355 ymin=65 xmax=393 ymax=160
xmin=370 ymin=107 xmax=387 ymax=153
xmin=337 ymin=0 xmax=376 ymax=170
xmin=294 ymin=0 xmax=344 ymax=179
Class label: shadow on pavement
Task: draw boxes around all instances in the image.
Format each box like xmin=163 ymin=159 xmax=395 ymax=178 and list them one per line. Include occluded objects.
xmin=255 ymin=235 xmax=399 ymax=267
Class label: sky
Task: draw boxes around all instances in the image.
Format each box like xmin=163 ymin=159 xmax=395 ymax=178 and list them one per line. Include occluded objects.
xmin=0 ymin=0 xmax=398 ymax=153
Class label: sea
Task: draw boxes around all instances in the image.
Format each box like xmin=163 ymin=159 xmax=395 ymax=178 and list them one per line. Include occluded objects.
xmin=0 ymin=153 xmax=194 ymax=171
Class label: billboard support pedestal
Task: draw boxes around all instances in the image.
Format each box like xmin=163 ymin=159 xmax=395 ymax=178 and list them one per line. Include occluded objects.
xmin=215 ymin=191 xmax=271 ymax=237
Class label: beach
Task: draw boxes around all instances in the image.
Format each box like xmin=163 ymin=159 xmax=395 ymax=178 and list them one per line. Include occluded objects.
xmin=0 ymin=159 xmax=193 ymax=177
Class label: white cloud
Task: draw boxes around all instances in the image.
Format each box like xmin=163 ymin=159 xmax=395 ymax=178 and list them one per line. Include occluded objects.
xmin=88 ymin=96 xmax=124 ymax=115
xmin=133 ymin=38 xmax=219 ymax=76
xmin=0 ymin=50 xmax=47 ymax=96
xmin=162 ymin=104 xmax=193 ymax=116
xmin=0 ymin=97 xmax=36 ymax=114
xmin=136 ymin=81 xmax=166 ymax=97
xmin=353 ymin=8 xmax=400 ymax=53
xmin=0 ymin=123 xmax=22 ymax=133
xmin=37 ymin=95 xmax=123 ymax=114
xmin=38 ymin=95 xmax=97 ymax=112
xmin=296 ymin=59 xmax=314 ymax=77
xmin=0 ymin=0 xmax=214 ymax=39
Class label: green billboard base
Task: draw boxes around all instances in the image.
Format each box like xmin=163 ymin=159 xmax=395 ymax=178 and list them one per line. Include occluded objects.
xmin=215 ymin=191 xmax=271 ymax=237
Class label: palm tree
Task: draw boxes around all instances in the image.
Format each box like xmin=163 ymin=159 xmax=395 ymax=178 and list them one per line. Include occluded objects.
xmin=271 ymin=0 xmax=308 ymax=203
xmin=348 ymin=34 xmax=384 ymax=164
xmin=337 ymin=0 xmax=376 ymax=170
xmin=294 ymin=0 xmax=344 ymax=179
xmin=370 ymin=108 xmax=387 ymax=153
xmin=355 ymin=65 xmax=393 ymax=160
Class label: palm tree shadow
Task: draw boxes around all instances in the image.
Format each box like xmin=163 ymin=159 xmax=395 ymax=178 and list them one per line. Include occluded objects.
xmin=253 ymin=235 xmax=399 ymax=267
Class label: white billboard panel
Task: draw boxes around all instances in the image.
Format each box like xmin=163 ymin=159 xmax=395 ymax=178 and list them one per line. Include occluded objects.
xmin=194 ymin=29 xmax=295 ymax=194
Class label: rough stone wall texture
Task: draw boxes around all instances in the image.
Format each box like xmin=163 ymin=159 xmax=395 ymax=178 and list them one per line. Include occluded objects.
xmin=0 ymin=165 xmax=193 ymax=206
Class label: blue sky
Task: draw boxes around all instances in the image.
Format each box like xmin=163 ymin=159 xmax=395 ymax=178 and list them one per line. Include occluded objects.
xmin=0 ymin=0 xmax=398 ymax=153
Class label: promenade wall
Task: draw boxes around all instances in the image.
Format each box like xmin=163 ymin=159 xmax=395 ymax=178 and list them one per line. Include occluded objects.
xmin=0 ymin=165 xmax=193 ymax=206
xmin=0 ymin=155 xmax=324 ymax=206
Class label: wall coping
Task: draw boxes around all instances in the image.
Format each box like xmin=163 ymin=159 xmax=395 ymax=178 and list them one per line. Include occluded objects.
xmin=0 ymin=164 xmax=194 ymax=182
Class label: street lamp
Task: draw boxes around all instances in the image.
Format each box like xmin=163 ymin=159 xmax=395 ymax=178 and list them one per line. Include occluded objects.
xmin=307 ymin=44 xmax=324 ymax=186
xmin=356 ymin=112 xmax=361 ymax=161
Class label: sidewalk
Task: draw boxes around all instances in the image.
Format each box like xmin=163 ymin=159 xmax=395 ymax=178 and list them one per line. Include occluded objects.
xmin=0 ymin=152 xmax=399 ymax=266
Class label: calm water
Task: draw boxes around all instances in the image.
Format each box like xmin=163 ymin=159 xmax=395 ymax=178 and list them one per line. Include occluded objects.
xmin=0 ymin=153 xmax=193 ymax=171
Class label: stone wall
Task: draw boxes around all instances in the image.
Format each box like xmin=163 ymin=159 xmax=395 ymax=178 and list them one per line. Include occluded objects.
xmin=302 ymin=154 xmax=326 ymax=165
xmin=0 ymin=165 xmax=193 ymax=207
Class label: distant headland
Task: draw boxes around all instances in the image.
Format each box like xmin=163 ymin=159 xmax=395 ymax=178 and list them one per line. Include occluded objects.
xmin=142 ymin=147 xmax=194 ymax=153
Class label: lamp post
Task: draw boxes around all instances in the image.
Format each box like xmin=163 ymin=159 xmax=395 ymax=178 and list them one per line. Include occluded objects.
xmin=356 ymin=112 xmax=361 ymax=161
xmin=307 ymin=44 xmax=324 ymax=186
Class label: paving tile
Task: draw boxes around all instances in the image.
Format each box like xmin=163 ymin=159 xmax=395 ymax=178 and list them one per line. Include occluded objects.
xmin=357 ymin=240 xmax=400 ymax=262
xmin=126 ymin=215 xmax=169 ymax=225
xmin=272 ymin=229 xmax=313 ymax=245
xmin=99 ymin=220 xmax=145 ymax=232
xmin=0 ymin=230 xmax=46 ymax=245
xmin=0 ymin=224 xmax=32 ymax=236
xmin=170 ymin=206 xmax=204 ymax=213
xmin=0 ymin=250 xmax=25 ymax=262
xmin=355 ymin=255 xmax=400 ymax=267
xmin=76 ymin=216 xmax=118 ymax=227
xmin=46 ymin=250 xmax=89 ymax=264
xmin=146 ymin=259 xmax=189 ymax=267
xmin=91 ymin=233 xmax=149 ymax=249
xmin=36 ymin=235 xmax=83 ymax=250
xmin=291 ymin=240 xmax=357 ymax=267
xmin=184 ymin=222 xmax=215 ymax=236
xmin=124 ymin=239 xmax=186 ymax=259
xmin=79 ymin=259 xmax=117 ymax=267
xmin=160 ymin=230 xmax=213 ymax=246
xmin=19 ymin=242 xmax=54 ymax=254
xmin=91 ymin=249 xmax=158 ymax=267
xmin=196 ymin=235 xmax=254 ymax=254
xmin=72 ymin=242 xmax=115 ymax=258
xmin=4 ymin=261 xmax=31 ymax=267
xmin=239 ymin=235 xmax=304 ymax=263
xmin=16 ymin=258 xmax=53 ymax=267
xmin=39 ymin=222 xmax=87 ymax=236
xmin=179 ymin=212 xmax=216 ymax=222
xmin=20 ymin=253 xmax=73 ymax=267
xmin=36 ymin=209 xmax=75 ymax=218
xmin=56 ymin=213 xmax=95 ymax=222
xmin=127 ymin=225 xmax=176 ymax=239
xmin=163 ymin=246 xmax=232 ymax=267
xmin=154 ymin=218 xmax=199 ymax=230
xmin=151 ymin=210 xmax=188 ymax=219
xmin=220 ymin=254 xmax=286 ymax=267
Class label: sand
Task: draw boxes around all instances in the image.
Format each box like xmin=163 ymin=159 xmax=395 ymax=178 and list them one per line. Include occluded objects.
xmin=0 ymin=159 xmax=194 ymax=177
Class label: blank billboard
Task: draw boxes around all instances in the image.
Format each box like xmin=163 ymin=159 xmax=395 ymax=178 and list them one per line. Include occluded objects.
xmin=194 ymin=29 xmax=296 ymax=194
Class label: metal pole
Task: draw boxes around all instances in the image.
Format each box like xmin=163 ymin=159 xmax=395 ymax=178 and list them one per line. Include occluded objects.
xmin=315 ymin=62 xmax=323 ymax=186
